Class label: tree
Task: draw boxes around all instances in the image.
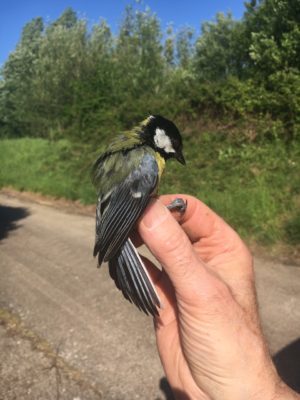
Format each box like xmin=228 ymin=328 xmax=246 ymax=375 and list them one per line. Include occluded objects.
xmin=114 ymin=5 xmax=164 ymax=123
xmin=164 ymin=24 xmax=175 ymax=66
xmin=0 ymin=17 xmax=44 ymax=136
xmin=49 ymin=7 xmax=77 ymax=30
xmin=193 ymin=13 xmax=244 ymax=81
xmin=176 ymin=26 xmax=194 ymax=68
xmin=32 ymin=13 xmax=88 ymax=138
xmin=245 ymin=0 xmax=300 ymax=77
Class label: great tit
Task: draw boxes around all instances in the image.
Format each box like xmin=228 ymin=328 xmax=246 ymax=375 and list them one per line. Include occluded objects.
xmin=92 ymin=115 xmax=185 ymax=316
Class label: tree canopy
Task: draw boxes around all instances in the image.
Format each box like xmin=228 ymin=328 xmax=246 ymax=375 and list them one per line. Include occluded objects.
xmin=0 ymin=0 xmax=299 ymax=142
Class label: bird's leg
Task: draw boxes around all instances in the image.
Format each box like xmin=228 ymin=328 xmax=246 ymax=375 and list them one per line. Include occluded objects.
xmin=166 ymin=198 xmax=187 ymax=214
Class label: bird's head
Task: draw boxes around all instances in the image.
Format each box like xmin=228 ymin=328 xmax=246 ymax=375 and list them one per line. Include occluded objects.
xmin=140 ymin=115 xmax=185 ymax=165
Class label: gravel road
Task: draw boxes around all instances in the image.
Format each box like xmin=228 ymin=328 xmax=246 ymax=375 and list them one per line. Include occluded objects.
xmin=0 ymin=192 xmax=299 ymax=399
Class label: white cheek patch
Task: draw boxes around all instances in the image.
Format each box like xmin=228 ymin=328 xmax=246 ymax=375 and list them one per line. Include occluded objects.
xmin=154 ymin=128 xmax=176 ymax=153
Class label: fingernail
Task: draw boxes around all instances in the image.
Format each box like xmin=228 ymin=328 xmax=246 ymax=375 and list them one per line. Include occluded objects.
xmin=142 ymin=200 xmax=169 ymax=230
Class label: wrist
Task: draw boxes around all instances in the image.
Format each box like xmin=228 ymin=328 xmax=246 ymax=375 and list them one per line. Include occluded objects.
xmin=212 ymin=353 xmax=294 ymax=400
xmin=271 ymin=379 xmax=300 ymax=400
xmin=250 ymin=362 xmax=299 ymax=400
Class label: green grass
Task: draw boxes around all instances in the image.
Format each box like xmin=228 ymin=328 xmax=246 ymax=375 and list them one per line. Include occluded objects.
xmin=160 ymin=133 xmax=300 ymax=245
xmin=0 ymin=138 xmax=96 ymax=204
xmin=0 ymin=134 xmax=300 ymax=246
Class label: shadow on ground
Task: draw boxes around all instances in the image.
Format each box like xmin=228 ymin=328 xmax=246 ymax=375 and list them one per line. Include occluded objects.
xmin=160 ymin=378 xmax=175 ymax=400
xmin=0 ymin=205 xmax=30 ymax=241
xmin=160 ymin=378 xmax=192 ymax=400
xmin=274 ymin=338 xmax=300 ymax=393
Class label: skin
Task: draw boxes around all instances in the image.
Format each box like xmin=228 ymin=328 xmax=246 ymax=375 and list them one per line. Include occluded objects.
xmin=137 ymin=194 xmax=300 ymax=400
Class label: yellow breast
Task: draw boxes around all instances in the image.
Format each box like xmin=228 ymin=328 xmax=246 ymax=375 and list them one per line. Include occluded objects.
xmin=155 ymin=152 xmax=166 ymax=180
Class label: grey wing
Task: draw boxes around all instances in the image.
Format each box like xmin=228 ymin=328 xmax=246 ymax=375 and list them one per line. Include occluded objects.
xmin=108 ymin=238 xmax=161 ymax=316
xmin=94 ymin=152 xmax=158 ymax=265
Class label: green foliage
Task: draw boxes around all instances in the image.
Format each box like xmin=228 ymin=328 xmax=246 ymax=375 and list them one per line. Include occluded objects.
xmin=0 ymin=138 xmax=95 ymax=203
xmin=0 ymin=1 xmax=300 ymax=142
xmin=1 ymin=135 xmax=299 ymax=246
xmin=176 ymin=27 xmax=194 ymax=68
xmin=285 ymin=213 xmax=300 ymax=245
xmin=112 ymin=5 xmax=165 ymax=124
xmin=161 ymin=131 xmax=300 ymax=244
xmin=164 ymin=24 xmax=175 ymax=66
xmin=51 ymin=7 xmax=78 ymax=29
xmin=0 ymin=17 xmax=44 ymax=137
xmin=193 ymin=13 xmax=244 ymax=80
xmin=244 ymin=0 xmax=300 ymax=75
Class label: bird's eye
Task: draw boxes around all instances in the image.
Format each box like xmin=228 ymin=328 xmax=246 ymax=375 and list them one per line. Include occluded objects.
xmin=172 ymin=138 xmax=180 ymax=149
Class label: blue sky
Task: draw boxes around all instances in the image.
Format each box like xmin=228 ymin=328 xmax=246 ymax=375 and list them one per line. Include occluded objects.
xmin=0 ymin=1 xmax=246 ymax=66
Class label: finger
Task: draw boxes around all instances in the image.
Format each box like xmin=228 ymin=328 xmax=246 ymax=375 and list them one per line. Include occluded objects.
xmin=132 ymin=195 xmax=210 ymax=248
xmin=156 ymin=195 xmax=256 ymax=316
xmin=136 ymin=194 xmax=231 ymax=248
xmin=159 ymin=194 xmax=233 ymax=243
xmin=160 ymin=194 xmax=252 ymax=271
xmin=132 ymin=194 xmax=215 ymax=249
xmin=138 ymin=199 xmax=216 ymax=298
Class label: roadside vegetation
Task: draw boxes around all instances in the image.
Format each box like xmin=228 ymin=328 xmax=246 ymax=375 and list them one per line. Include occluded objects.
xmin=0 ymin=0 xmax=299 ymax=249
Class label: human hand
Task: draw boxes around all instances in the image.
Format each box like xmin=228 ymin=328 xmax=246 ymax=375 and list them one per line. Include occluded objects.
xmin=138 ymin=195 xmax=298 ymax=400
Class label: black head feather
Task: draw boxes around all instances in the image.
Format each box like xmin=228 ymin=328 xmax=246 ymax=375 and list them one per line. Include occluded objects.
xmin=141 ymin=115 xmax=185 ymax=164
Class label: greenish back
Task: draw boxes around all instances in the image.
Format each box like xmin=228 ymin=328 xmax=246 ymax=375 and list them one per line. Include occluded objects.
xmin=92 ymin=136 xmax=157 ymax=196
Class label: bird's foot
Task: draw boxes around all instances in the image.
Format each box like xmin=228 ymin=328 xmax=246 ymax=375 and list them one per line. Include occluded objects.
xmin=166 ymin=198 xmax=187 ymax=214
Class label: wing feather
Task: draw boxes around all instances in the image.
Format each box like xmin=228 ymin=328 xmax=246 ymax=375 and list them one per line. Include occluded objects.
xmin=93 ymin=147 xmax=162 ymax=316
xmin=109 ymin=239 xmax=160 ymax=315
xmin=94 ymin=151 xmax=158 ymax=264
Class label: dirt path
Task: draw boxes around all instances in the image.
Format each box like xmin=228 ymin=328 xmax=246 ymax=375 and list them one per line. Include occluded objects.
xmin=0 ymin=191 xmax=299 ymax=398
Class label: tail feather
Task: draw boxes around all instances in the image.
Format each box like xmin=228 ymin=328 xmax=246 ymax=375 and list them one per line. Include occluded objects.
xmin=109 ymin=256 xmax=132 ymax=303
xmin=122 ymin=241 xmax=156 ymax=315
xmin=108 ymin=238 xmax=161 ymax=316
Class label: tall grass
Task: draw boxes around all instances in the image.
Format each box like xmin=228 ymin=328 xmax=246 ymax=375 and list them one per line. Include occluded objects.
xmin=1 ymin=134 xmax=299 ymax=246
xmin=0 ymin=138 xmax=96 ymax=203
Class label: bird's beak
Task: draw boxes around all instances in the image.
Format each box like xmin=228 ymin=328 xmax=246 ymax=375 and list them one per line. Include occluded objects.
xmin=176 ymin=150 xmax=186 ymax=165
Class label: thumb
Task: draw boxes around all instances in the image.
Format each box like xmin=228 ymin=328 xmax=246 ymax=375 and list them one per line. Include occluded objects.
xmin=138 ymin=199 xmax=212 ymax=296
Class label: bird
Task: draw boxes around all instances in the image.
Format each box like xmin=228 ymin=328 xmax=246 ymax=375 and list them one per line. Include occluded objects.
xmin=91 ymin=115 xmax=186 ymax=316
